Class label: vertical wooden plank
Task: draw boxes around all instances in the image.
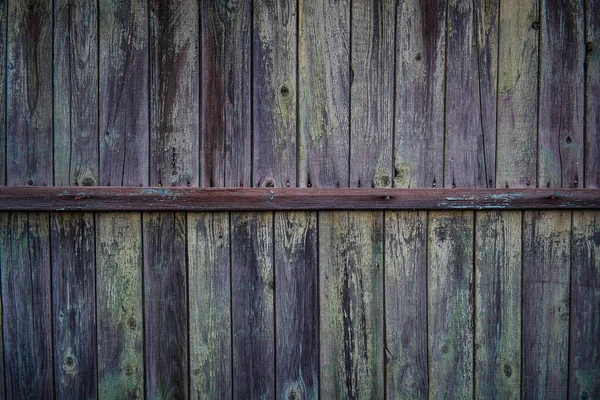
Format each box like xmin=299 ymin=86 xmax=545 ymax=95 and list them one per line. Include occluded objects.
xmin=428 ymin=211 xmax=474 ymax=398
xmin=385 ymin=210 xmax=428 ymax=398
xmin=538 ymin=0 xmax=585 ymax=188
xmin=298 ymin=0 xmax=349 ymax=188
xmin=275 ymin=211 xmax=318 ymax=399
xmin=585 ymin=0 xmax=600 ymax=187
xmin=496 ymin=0 xmax=539 ymax=188
xmin=349 ymin=0 xmax=394 ymax=188
xmin=0 ymin=0 xmax=6 ymax=185
xmin=7 ymin=0 xmax=53 ymax=186
xmin=1 ymin=212 xmax=53 ymax=398
xmin=475 ymin=211 xmax=521 ymax=398
xmin=143 ymin=211 xmax=188 ymax=399
xmin=54 ymin=0 xmax=99 ymax=186
xmin=320 ymin=211 xmax=384 ymax=398
xmin=188 ymin=212 xmax=231 ymax=399
xmin=99 ymin=0 xmax=149 ymax=187
xmin=253 ymin=0 xmax=297 ymax=188
xmin=522 ymin=210 xmax=571 ymax=399
xmin=231 ymin=212 xmax=274 ymax=398
xmin=52 ymin=212 xmax=97 ymax=399
xmin=200 ymin=0 xmax=251 ymax=188
xmin=96 ymin=213 xmax=144 ymax=399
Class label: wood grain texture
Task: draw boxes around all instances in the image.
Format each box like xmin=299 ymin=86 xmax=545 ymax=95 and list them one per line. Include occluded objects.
xmin=149 ymin=0 xmax=199 ymax=187
xmin=200 ymin=0 xmax=251 ymax=188
xmin=522 ymin=210 xmax=571 ymax=399
xmin=253 ymin=0 xmax=297 ymax=189
xmin=188 ymin=212 xmax=232 ymax=399
xmin=1 ymin=212 xmax=53 ymax=399
xmin=0 ymin=0 xmax=6 ymax=185
xmin=395 ymin=0 xmax=446 ymax=188
xmin=298 ymin=0 xmax=349 ymax=188
xmin=231 ymin=212 xmax=275 ymax=398
xmin=51 ymin=212 xmax=97 ymax=399
xmin=6 ymin=0 xmax=53 ymax=186
xmin=570 ymin=211 xmax=600 ymax=399
xmin=54 ymin=0 xmax=99 ymax=186
xmin=385 ymin=210 xmax=428 ymax=398
xmin=275 ymin=211 xmax=318 ymax=399
xmin=428 ymin=211 xmax=474 ymax=398
xmin=143 ymin=211 xmax=188 ymax=399
xmin=496 ymin=0 xmax=539 ymax=188
xmin=319 ymin=211 xmax=384 ymax=399
xmin=538 ymin=0 xmax=584 ymax=189
xmin=585 ymin=0 xmax=600 ymax=187
xmin=475 ymin=211 xmax=521 ymax=399
xmin=99 ymin=0 xmax=149 ymax=187
xmin=96 ymin=213 xmax=144 ymax=399
xmin=350 ymin=0 xmax=394 ymax=188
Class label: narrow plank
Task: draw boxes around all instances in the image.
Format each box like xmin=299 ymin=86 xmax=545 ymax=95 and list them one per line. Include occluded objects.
xmin=6 ymin=0 xmax=53 ymax=186
xmin=395 ymin=0 xmax=446 ymax=188
xmin=570 ymin=211 xmax=600 ymax=398
xmin=54 ymin=0 xmax=99 ymax=186
xmin=320 ymin=211 xmax=384 ymax=398
xmin=96 ymin=213 xmax=144 ymax=399
xmin=253 ymin=0 xmax=297 ymax=188
xmin=231 ymin=212 xmax=275 ymax=398
xmin=350 ymin=0 xmax=394 ymax=188
xmin=522 ymin=210 xmax=571 ymax=399
xmin=496 ymin=0 xmax=539 ymax=188
xmin=188 ymin=212 xmax=232 ymax=399
xmin=200 ymin=0 xmax=251 ymax=188
xmin=275 ymin=211 xmax=318 ymax=398
xmin=51 ymin=212 xmax=97 ymax=399
xmin=585 ymin=0 xmax=600 ymax=187
xmin=428 ymin=211 xmax=474 ymax=398
xmin=143 ymin=211 xmax=188 ymax=399
xmin=99 ymin=0 xmax=149 ymax=187
xmin=538 ymin=0 xmax=585 ymax=188
xmin=1 ymin=212 xmax=53 ymax=398
xmin=385 ymin=210 xmax=428 ymax=398
xmin=298 ymin=0 xmax=350 ymax=188
xmin=0 ymin=0 xmax=6 ymax=185
xmin=475 ymin=211 xmax=521 ymax=399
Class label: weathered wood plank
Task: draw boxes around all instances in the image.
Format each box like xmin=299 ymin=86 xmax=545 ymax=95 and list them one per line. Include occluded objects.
xmin=96 ymin=213 xmax=144 ymax=399
xmin=0 ymin=0 xmax=6 ymax=185
xmin=99 ymin=0 xmax=149 ymax=187
xmin=385 ymin=210 xmax=428 ymax=398
xmin=538 ymin=0 xmax=585 ymax=188
xmin=231 ymin=212 xmax=275 ymax=398
xmin=570 ymin=211 xmax=600 ymax=398
xmin=200 ymin=0 xmax=251 ymax=188
xmin=320 ymin=211 xmax=384 ymax=398
xmin=143 ymin=211 xmax=188 ymax=399
xmin=585 ymin=0 xmax=600 ymax=187
xmin=522 ymin=210 xmax=571 ymax=399
xmin=51 ymin=212 xmax=97 ymax=399
xmin=428 ymin=211 xmax=474 ymax=398
xmin=54 ymin=0 xmax=99 ymax=186
xmin=275 ymin=211 xmax=318 ymax=399
xmin=475 ymin=211 xmax=521 ymax=399
xmin=7 ymin=0 xmax=53 ymax=186
xmin=350 ymin=0 xmax=394 ymax=188
xmin=298 ymin=0 xmax=350 ymax=188
xmin=188 ymin=212 xmax=232 ymax=399
xmin=1 ymin=212 xmax=53 ymax=398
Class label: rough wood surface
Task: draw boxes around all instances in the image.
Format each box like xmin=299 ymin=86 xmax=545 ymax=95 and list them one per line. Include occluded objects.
xmin=428 ymin=211 xmax=474 ymax=398
xmin=0 ymin=0 xmax=6 ymax=185
xmin=99 ymin=0 xmax=149 ymax=187
xmin=585 ymin=0 xmax=600 ymax=187
xmin=96 ymin=213 xmax=144 ymax=399
xmin=51 ymin=212 xmax=97 ymax=399
xmin=385 ymin=210 xmax=428 ymax=398
xmin=1 ymin=212 xmax=53 ymax=398
xmin=275 ymin=211 xmax=318 ymax=399
xmin=319 ymin=211 xmax=384 ymax=398
xmin=231 ymin=212 xmax=275 ymax=398
xmin=188 ymin=212 xmax=232 ymax=399
xmin=522 ymin=210 xmax=571 ymax=399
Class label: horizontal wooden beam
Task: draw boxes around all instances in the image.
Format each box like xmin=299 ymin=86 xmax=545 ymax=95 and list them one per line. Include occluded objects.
xmin=0 ymin=187 xmax=597 ymax=211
